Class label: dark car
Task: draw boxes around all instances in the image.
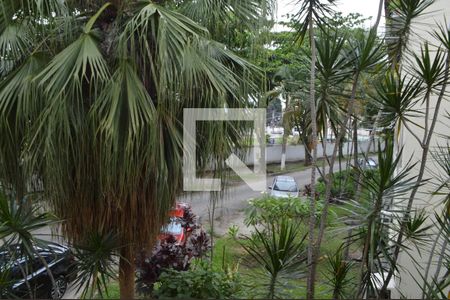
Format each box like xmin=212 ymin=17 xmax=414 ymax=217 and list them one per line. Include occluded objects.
xmin=1 ymin=243 xmax=76 ymax=299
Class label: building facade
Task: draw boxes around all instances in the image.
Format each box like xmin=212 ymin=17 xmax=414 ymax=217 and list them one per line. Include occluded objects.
xmin=393 ymin=0 xmax=450 ymax=297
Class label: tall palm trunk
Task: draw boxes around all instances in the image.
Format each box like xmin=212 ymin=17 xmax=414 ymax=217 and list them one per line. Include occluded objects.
xmin=119 ymin=247 xmax=135 ymax=299
xmin=353 ymin=117 xmax=359 ymax=189
xmin=306 ymin=11 xmax=318 ymax=300
xmin=308 ymin=71 xmax=360 ymax=299
xmin=281 ymin=94 xmax=290 ymax=170
xmin=353 ymin=117 xmax=358 ymax=166
xmin=303 ymin=137 xmax=313 ymax=166
xmin=421 ymin=225 xmax=444 ymax=298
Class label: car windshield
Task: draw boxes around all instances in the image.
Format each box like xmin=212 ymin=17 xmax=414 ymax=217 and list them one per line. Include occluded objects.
xmin=161 ymin=221 xmax=182 ymax=235
xmin=273 ymin=180 xmax=298 ymax=192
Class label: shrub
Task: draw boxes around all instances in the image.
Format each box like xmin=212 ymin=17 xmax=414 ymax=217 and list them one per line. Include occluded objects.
xmin=240 ymin=217 xmax=307 ymax=299
xmin=135 ymin=229 xmax=211 ymax=296
xmin=315 ymin=169 xmax=379 ymax=201
xmin=244 ymin=195 xmax=323 ymax=226
xmin=154 ymin=259 xmax=241 ymax=299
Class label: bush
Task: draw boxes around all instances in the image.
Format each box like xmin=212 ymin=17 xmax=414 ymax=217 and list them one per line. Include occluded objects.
xmin=240 ymin=217 xmax=307 ymax=299
xmin=135 ymin=229 xmax=211 ymax=296
xmin=315 ymin=169 xmax=379 ymax=201
xmin=154 ymin=259 xmax=241 ymax=299
xmin=244 ymin=195 xmax=323 ymax=226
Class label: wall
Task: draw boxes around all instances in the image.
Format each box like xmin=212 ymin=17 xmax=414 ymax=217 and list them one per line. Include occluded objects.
xmin=243 ymin=140 xmax=378 ymax=165
xmin=394 ymin=0 xmax=450 ymax=297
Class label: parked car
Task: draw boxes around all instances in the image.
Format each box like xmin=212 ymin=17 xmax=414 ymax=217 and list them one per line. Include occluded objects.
xmin=136 ymin=203 xmax=210 ymax=295
xmin=358 ymin=157 xmax=378 ymax=169
xmin=157 ymin=202 xmax=196 ymax=246
xmin=1 ymin=243 xmax=76 ymax=299
xmin=158 ymin=217 xmax=189 ymax=246
xmin=268 ymin=176 xmax=299 ymax=198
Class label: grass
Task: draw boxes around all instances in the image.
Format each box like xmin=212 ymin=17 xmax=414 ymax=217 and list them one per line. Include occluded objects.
xmin=207 ymin=202 xmax=358 ymax=299
xmin=100 ymin=282 xmax=120 ymax=299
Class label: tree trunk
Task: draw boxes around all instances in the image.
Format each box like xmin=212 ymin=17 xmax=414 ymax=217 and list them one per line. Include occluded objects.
xmin=281 ymin=137 xmax=287 ymax=170
xmin=309 ymin=71 xmax=360 ymax=300
xmin=119 ymin=247 xmax=135 ymax=300
xmin=281 ymin=94 xmax=290 ymax=171
xmin=338 ymin=136 xmax=343 ymax=191
xmin=306 ymin=11 xmax=318 ymax=300
xmin=421 ymin=226 xmax=444 ymax=298
xmin=353 ymin=117 xmax=359 ymax=190
xmin=208 ymin=193 xmax=217 ymax=262
xmin=304 ymin=139 xmax=313 ymax=166
xmin=353 ymin=117 xmax=358 ymax=167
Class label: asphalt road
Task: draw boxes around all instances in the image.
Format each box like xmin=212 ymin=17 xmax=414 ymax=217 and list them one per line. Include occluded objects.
xmin=179 ymin=158 xmax=356 ymax=235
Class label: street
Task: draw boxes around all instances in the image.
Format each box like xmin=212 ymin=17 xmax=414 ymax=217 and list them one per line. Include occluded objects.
xmin=179 ymin=158 xmax=358 ymax=235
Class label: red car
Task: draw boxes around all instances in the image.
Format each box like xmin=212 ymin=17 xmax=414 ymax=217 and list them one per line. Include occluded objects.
xmin=158 ymin=202 xmax=195 ymax=246
xmin=158 ymin=217 xmax=187 ymax=246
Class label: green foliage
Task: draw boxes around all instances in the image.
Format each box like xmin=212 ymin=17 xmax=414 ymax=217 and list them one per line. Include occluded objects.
xmin=154 ymin=259 xmax=241 ymax=299
xmin=239 ymin=217 xmax=307 ymax=299
xmin=404 ymin=210 xmax=433 ymax=244
xmin=227 ymin=225 xmax=239 ymax=239
xmin=0 ymin=192 xmax=57 ymax=298
xmin=244 ymin=195 xmax=322 ymax=226
xmin=71 ymin=232 xmax=121 ymax=299
xmin=323 ymin=246 xmax=355 ymax=299
xmin=317 ymin=168 xmax=379 ymax=201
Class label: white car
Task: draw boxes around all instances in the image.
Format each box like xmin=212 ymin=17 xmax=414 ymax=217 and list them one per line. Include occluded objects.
xmin=358 ymin=158 xmax=377 ymax=169
xmin=268 ymin=176 xmax=299 ymax=198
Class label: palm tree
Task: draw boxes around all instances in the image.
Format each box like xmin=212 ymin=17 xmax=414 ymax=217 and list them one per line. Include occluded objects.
xmin=0 ymin=1 xmax=270 ymax=298
xmin=271 ymin=66 xmax=300 ymax=170
xmin=240 ymin=217 xmax=307 ymax=299
xmin=294 ymin=1 xmax=335 ymax=297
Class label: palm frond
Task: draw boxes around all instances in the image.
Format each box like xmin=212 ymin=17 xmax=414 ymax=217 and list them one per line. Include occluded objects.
xmin=372 ymin=71 xmax=424 ymax=128
xmin=294 ymin=0 xmax=336 ymax=44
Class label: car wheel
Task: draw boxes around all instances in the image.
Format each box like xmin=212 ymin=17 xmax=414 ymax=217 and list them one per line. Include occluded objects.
xmin=49 ymin=275 xmax=68 ymax=299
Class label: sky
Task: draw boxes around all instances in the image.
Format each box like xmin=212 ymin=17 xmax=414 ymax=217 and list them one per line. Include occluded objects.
xmin=275 ymin=0 xmax=383 ymax=31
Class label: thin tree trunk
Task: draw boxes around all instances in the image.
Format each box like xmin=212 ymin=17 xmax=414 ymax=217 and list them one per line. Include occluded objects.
xmin=281 ymin=94 xmax=290 ymax=170
xmin=338 ymin=136 xmax=343 ymax=191
xmin=353 ymin=117 xmax=358 ymax=166
xmin=119 ymin=247 xmax=135 ymax=300
xmin=322 ymin=134 xmax=328 ymax=176
xmin=309 ymin=72 xmax=360 ymax=298
xmin=304 ymin=139 xmax=313 ymax=166
xmin=281 ymin=138 xmax=287 ymax=170
xmin=353 ymin=117 xmax=359 ymax=190
xmin=373 ymin=0 xmax=384 ymax=32
xmin=269 ymin=274 xmax=277 ymax=299
xmin=208 ymin=194 xmax=217 ymax=262
xmin=356 ymin=188 xmax=385 ymax=298
xmin=431 ymin=237 xmax=448 ymax=285
xmin=421 ymin=226 xmax=444 ymax=298
xmin=306 ymin=11 xmax=318 ymax=300
xmin=354 ymin=111 xmax=382 ymax=201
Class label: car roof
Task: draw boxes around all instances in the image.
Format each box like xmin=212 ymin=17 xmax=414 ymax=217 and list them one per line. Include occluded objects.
xmin=275 ymin=176 xmax=296 ymax=182
xmin=0 ymin=243 xmax=68 ymax=257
